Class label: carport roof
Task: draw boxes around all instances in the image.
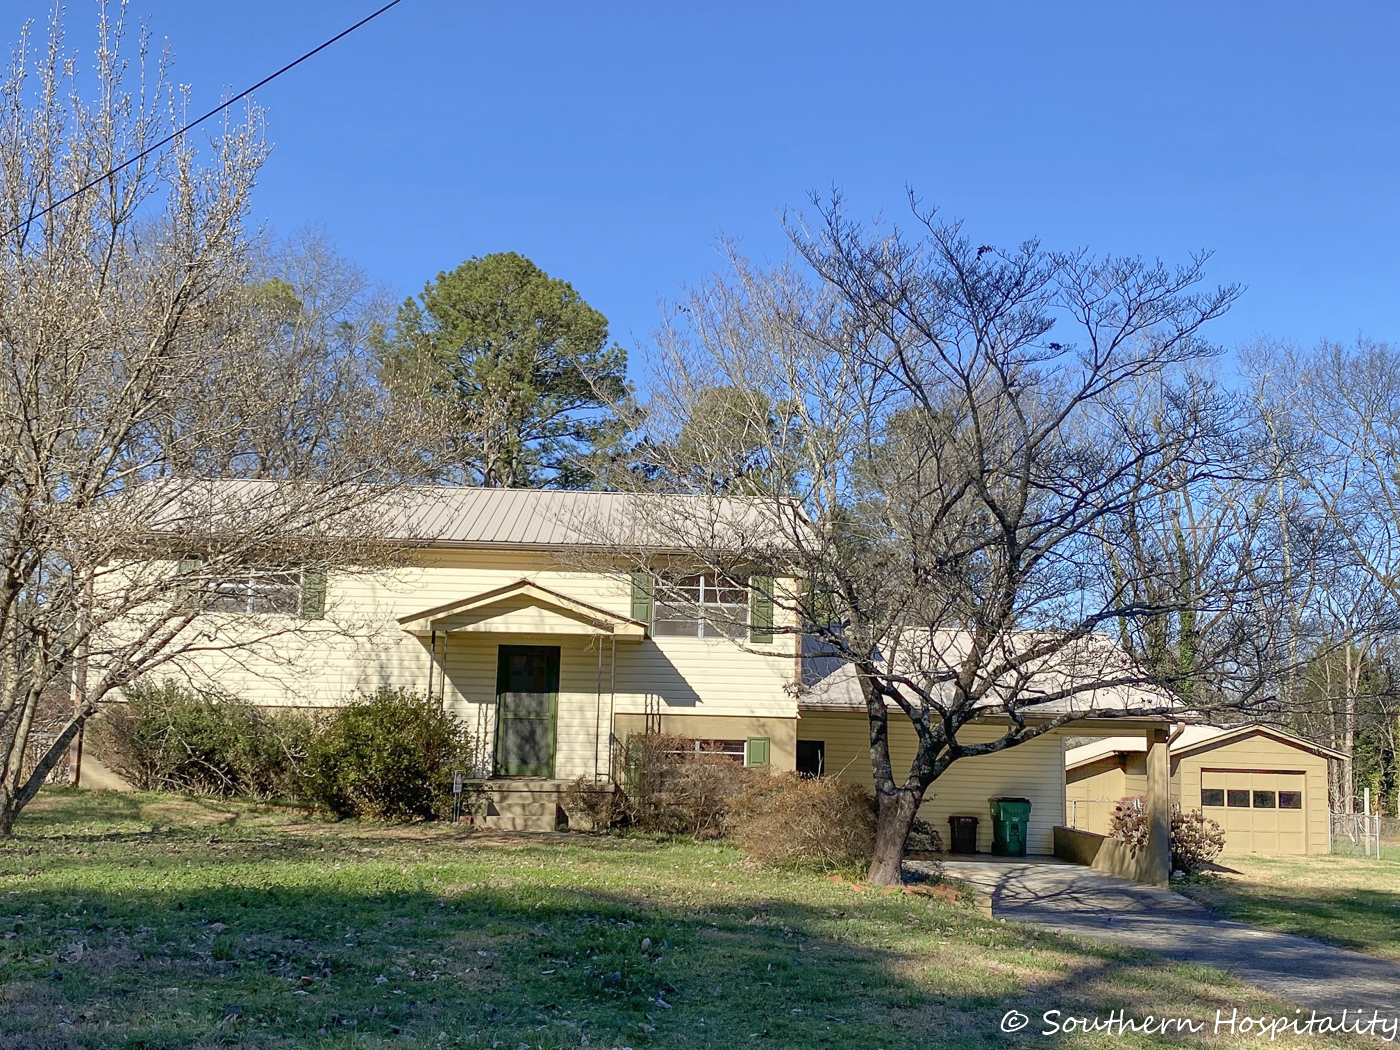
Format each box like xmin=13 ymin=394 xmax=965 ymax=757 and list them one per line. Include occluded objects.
xmin=798 ymin=631 xmax=1177 ymax=720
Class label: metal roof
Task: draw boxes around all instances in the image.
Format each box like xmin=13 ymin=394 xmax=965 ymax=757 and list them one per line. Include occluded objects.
xmin=144 ymin=480 xmax=792 ymax=552
xmin=386 ymin=485 xmax=790 ymax=549
xmin=798 ymin=630 xmax=1178 ymax=717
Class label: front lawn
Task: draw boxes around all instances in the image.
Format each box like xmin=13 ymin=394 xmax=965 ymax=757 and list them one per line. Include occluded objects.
xmin=0 ymin=790 xmax=1372 ymax=1049
xmin=1179 ymin=851 xmax=1400 ymax=961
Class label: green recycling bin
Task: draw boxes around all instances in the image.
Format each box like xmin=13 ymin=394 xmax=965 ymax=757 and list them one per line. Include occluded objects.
xmin=989 ymin=796 xmax=1032 ymax=857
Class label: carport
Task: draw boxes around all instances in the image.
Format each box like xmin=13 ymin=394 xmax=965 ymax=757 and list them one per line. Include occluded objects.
xmin=1065 ymin=724 xmax=1344 ymax=857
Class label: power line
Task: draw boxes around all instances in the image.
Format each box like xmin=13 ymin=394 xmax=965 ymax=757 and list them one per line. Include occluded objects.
xmin=3 ymin=0 xmax=409 ymax=239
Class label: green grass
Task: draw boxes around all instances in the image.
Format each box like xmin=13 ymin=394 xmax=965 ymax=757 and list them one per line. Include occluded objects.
xmin=1178 ymin=850 xmax=1400 ymax=961
xmin=0 ymin=789 xmax=1375 ymax=1049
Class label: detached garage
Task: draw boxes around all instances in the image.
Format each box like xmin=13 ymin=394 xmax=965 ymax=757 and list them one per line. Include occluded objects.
xmin=1065 ymin=724 xmax=1344 ymax=856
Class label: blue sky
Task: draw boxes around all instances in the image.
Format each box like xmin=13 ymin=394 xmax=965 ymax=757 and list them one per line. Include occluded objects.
xmin=9 ymin=2 xmax=1400 ymax=387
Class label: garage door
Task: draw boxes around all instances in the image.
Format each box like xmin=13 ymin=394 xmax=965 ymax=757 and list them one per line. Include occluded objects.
xmin=1200 ymin=769 xmax=1307 ymax=854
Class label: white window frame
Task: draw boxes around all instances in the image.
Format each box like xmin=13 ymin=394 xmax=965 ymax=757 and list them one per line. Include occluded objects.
xmin=652 ymin=573 xmax=749 ymax=639
xmin=208 ymin=568 xmax=303 ymax=615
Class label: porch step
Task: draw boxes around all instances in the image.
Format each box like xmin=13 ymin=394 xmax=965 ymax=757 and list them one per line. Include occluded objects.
xmin=484 ymin=814 xmax=560 ymax=832
xmin=474 ymin=780 xmax=582 ymax=832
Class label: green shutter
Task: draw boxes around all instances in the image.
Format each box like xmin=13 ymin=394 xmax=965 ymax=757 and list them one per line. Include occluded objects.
xmin=749 ymin=575 xmax=774 ymax=643
xmin=745 ymin=737 xmax=770 ymax=768
xmin=299 ymin=566 xmax=327 ymax=620
xmin=175 ymin=555 xmax=203 ymax=610
xmin=630 ymin=570 xmax=654 ymax=627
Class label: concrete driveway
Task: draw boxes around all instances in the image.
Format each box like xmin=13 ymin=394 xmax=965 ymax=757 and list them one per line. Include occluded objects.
xmin=917 ymin=856 xmax=1400 ymax=1018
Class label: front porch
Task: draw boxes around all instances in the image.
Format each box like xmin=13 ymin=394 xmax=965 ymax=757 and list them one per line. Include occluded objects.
xmin=398 ymin=579 xmax=643 ymax=792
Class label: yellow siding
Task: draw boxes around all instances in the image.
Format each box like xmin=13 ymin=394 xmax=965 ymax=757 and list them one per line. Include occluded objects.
xmin=1064 ymin=757 xmax=1128 ymax=835
xmin=127 ymin=550 xmax=800 ymax=777
xmin=1173 ymin=733 xmax=1330 ymax=855
xmin=1066 ymin=757 xmax=1127 ymax=802
xmin=799 ymin=711 xmax=1068 ymax=855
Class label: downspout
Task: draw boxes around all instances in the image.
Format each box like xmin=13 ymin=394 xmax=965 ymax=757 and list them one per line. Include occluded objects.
xmin=594 ymin=633 xmax=604 ymax=782
xmin=608 ymin=635 xmax=617 ymax=783
xmin=428 ymin=629 xmax=437 ymax=703
xmin=1168 ymin=721 xmax=1185 ymax=804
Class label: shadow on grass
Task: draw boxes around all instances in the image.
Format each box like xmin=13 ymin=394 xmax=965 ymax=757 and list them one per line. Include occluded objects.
xmin=0 ymin=816 xmax=1323 ymax=1050
xmin=0 ymin=881 xmax=1284 ymax=1050
xmin=1183 ymin=881 xmax=1400 ymax=960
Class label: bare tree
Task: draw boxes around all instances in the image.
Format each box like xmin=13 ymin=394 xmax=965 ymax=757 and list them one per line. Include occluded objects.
xmin=1244 ymin=338 xmax=1400 ymax=810
xmin=631 ymin=198 xmax=1260 ymax=883
xmin=0 ymin=9 xmax=439 ymax=834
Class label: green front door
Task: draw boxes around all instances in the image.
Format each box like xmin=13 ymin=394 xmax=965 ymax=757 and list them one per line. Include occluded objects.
xmin=494 ymin=645 xmax=560 ymax=777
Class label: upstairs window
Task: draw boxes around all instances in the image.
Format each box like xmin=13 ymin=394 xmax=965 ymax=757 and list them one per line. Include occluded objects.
xmin=653 ymin=573 xmax=749 ymax=639
xmin=208 ymin=569 xmax=304 ymax=615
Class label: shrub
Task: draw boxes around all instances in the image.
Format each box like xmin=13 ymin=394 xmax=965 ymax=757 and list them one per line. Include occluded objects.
xmin=93 ymin=679 xmax=310 ymax=799
xmin=616 ymin=733 xmax=757 ymax=836
xmin=1108 ymin=796 xmax=1227 ymax=874
xmin=563 ymin=776 xmax=623 ymax=832
xmin=726 ymin=774 xmax=877 ymax=870
xmin=1171 ymin=807 xmax=1227 ymax=873
xmin=905 ymin=816 xmax=944 ymax=854
xmin=1108 ymin=796 xmax=1150 ymax=852
xmin=302 ymin=687 xmax=479 ymax=820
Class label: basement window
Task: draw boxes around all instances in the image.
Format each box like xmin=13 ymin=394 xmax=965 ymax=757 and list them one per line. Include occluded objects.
xmin=660 ymin=738 xmax=746 ymax=763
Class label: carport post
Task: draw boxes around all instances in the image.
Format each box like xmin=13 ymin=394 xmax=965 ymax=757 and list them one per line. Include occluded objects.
xmin=1145 ymin=727 xmax=1171 ymax=886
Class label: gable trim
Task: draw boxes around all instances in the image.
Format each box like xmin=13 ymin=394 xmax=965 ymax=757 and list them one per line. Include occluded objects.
xmin=397 ymin=578 xmax=648 ymax=639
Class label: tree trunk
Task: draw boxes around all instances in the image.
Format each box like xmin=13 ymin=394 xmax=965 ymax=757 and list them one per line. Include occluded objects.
xmin=0 ymin=787 xmax=15 ymax=838
xmin=867 ymin=787 xmax=922 ymax=885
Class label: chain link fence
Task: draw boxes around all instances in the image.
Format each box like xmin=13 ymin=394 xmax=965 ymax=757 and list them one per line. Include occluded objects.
xmin=1066 ymin=798 xmax=1119 ymax=836
xmin=1331 ymin=811 xmax=1384 ymax=857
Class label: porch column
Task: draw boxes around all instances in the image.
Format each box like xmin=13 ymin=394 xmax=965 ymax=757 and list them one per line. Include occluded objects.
xmin=1144 ymin=727 xmax=1171 ymax=886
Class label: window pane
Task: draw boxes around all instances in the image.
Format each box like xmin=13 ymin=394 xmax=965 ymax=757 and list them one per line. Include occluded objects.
xmin=208 ymin=579 xmax=249 ymax=611
xmin=696 ymin=739 xmax=745 ymax=763
xmin=1201 ymin=788 xmax=1225 ymax=807
xmin=652 ymin=617 xmax=701 ymax=636
xmin=1278 ymin=791 xmax=1303 ymax=810
xmin=1226 ymin=789 xmax=1250 ymax=808
xmin=247 ymin=571 xmax=300 ymax=613
xmin=1252 ymin=790 xmax=1276 ymax=809
xmin=701 ymin=603 xmax=748 ymax=640
xmin=208 ymin=569 xmax=300 ymax=614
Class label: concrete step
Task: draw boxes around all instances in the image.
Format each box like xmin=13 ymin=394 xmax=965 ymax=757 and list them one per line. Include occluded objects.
xmin=486 ymin=803 xmax=556 ymax=818
xmin=480 ymin=811 xmax=561 ymax=832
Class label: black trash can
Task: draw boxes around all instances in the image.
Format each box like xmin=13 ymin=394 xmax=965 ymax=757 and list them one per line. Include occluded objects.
xmin=947 ymin=814 xmax=979 ymax=854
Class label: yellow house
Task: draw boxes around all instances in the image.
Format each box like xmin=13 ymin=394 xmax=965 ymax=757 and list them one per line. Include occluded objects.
xmin=90 ymin=484 xmax=1189 ymax=874
xmin=95 ymin=487 xmax=802 ymax=826
xmin=1065 ymin=724 xmax=1344 ymax=855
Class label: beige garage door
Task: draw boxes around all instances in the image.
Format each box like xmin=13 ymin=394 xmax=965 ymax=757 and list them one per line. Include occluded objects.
xmin=1200 ymin=770 xmax=1307 ymax=855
